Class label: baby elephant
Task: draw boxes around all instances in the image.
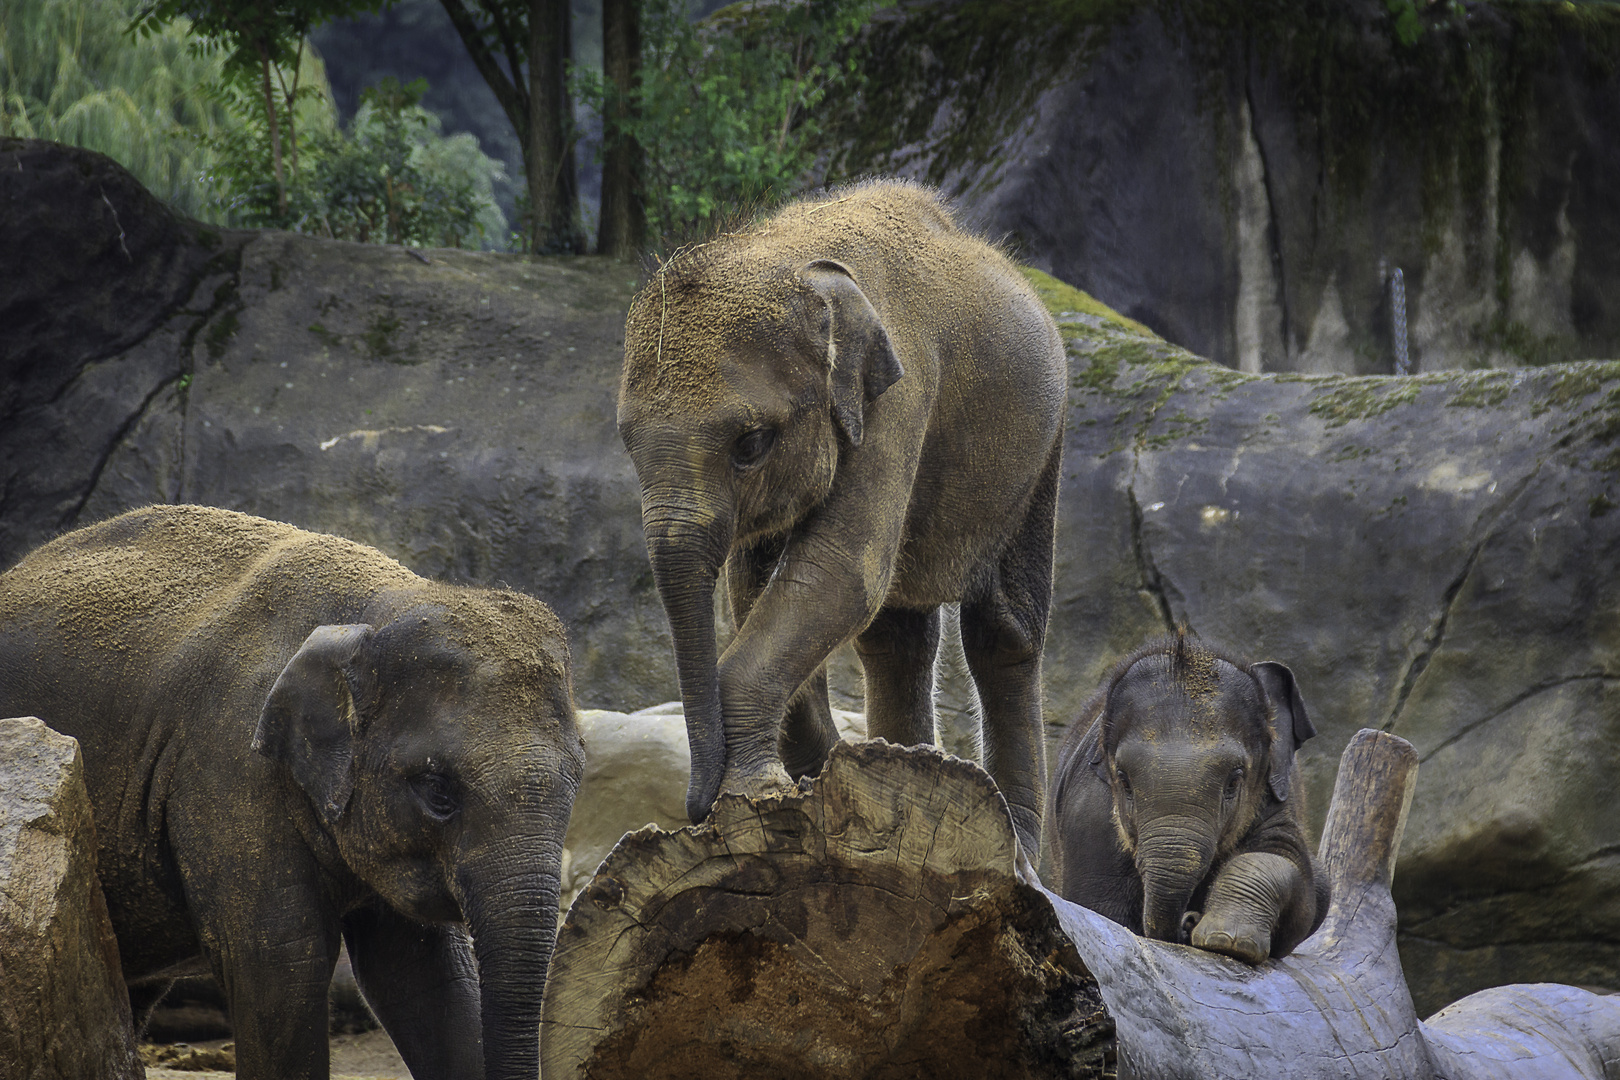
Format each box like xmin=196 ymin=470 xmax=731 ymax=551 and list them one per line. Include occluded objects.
xmin=0 ymin=505 xmax=585 ymax=1080
xmin=1045 ymin=633 xmax=1328 ymax=963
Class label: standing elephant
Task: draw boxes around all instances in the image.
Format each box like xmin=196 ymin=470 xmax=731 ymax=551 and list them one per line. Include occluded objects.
xmin=0 ymin=505 xmax=585 ymax=1080
xmin=1045 ymin=633 xmax=1328 ymax=963
xmin=616 ymin=180 xmax=1066 ymax=857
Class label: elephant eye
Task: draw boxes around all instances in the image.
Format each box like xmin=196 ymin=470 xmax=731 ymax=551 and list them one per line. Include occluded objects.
xmin=1224 ymin=767 xmax=1244 ymax=800
xmin=732 ymin=427 xmax=778 ymax=470
xmin=410 ymin=771 xmax=460 ymax=821
xmin=1115 ymin=768 xmax=1132 ymax=798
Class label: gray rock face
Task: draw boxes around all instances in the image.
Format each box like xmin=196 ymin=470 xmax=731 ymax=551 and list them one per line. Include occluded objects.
xmin=4 ymin=141 xmax=1619 ymax=1014
xmin=828 ymin=0 xmax=1620 ymax=374
xmin=1045 ymin=304 xmax=1620 ymax=1017
xmin=0 ymin=716 xmax=140 ymax=1080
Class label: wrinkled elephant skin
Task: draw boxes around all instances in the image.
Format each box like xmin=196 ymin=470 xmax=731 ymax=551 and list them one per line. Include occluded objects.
xmin=0 ymin=505 xmax=585 ymax=1080
xmin=616 ymin=181 xmax=1067 ymax=857
xmin=1046 ymin=632 xmax=1327 ymax=963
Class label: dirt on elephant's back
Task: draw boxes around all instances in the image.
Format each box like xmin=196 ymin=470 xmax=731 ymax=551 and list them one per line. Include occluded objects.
xmin=140 ymin=1030 xmax=409 ymax=1080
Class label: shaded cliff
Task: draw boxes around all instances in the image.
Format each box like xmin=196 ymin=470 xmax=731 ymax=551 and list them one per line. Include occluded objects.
xmin=823 ymin=0 xmax=1620 ymax=374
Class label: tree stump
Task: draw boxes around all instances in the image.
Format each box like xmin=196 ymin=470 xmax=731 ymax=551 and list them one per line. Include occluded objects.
xmin=542 ymin=732 xmax=1620 ymax=1080
xmin=540 ymin=741 xmax=1110 ymax=1079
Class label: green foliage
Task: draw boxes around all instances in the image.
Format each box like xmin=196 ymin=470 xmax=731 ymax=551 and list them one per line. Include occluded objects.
xmin=202 ymin=75 xmax=507 ymax=247
xmin=0 ymin=0 xmax=243 ymax=220
xmin=1385 ymin=0 xmax=1424 ymax=48
xmin=577 ymin=0 xmax=887 ymax=244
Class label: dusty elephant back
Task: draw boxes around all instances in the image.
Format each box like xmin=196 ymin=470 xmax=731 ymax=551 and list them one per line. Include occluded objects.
xmin=0 ymin=505 xmax=420 ymax=665
xmin=622 ymin=180 xmax=1060 ymax=409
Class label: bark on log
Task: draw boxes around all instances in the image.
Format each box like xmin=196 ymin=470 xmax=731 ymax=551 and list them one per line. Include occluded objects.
xmin=541 ymin=733 xmax=1620 ymax=1080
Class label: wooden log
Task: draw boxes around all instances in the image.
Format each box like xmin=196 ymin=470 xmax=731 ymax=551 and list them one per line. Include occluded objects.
xmin=542 ymin=731 xmax=1620 ymax=1080
xmin=540 ymin=741 xmax=1111 ymax=1079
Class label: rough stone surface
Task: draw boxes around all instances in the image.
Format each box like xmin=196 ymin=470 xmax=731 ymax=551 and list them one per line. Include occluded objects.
xmin=825 ymin=0 xmax=1620 ymax=373
xmin=0 ymin=716 xmax=141 ymax=1080
xmin=4 ymin=141 xmax=1620 ymax=1013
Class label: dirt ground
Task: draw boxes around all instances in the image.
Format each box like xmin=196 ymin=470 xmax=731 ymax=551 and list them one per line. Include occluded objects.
xmin=141 ymin=1030 xmax=409 ymax=1079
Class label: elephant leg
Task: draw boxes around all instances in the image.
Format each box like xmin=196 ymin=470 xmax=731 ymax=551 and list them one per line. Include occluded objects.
xmin=1190 ymin=851 xmax=1309 ymax=964
xmin=343 ymin=907 xmax=483 ymax=1080
xmin=202 ymin=901 xmax=340 ymax=1080
xmin=728 ymin=537 xmax=839 ymax=780
xmin=961 ymin=440 xmax=1060 ymax=860
xmin=855 ymin=605 xmax=941 ymax=748
xmin=780 ymin=668 xmax=840 ymax=780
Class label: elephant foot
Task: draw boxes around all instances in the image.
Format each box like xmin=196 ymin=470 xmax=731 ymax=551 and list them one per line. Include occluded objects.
xmin=1189 ymin=912 xmax=1272 ymax=965
xmin=718 ymin=761 xmax=799 ymax=804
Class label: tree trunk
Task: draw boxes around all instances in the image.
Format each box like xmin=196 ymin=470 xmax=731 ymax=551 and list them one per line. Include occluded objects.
xmin=258 ymin=48 xmax=286 ymax=217
xmin=527 ymin=0 xmax=581 ymax=254
xmin=596 ymin=0 xmax=644 ymax=258
xmin=542 ymin=734 xmax=1620 ymax=1080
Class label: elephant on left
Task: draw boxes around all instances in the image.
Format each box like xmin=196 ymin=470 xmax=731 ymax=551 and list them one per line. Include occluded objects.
xmin=0 ymin=505 xmax=586 ymax=1080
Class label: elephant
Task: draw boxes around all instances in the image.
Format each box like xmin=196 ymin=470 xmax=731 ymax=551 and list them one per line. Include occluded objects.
xmin=1044 ymin=633 xmax=1328 ymax=963
xmin=615 ymin=180 xmax=1066 ymax=858
xmin=0 ymin=505 xmax=585 ymax=1080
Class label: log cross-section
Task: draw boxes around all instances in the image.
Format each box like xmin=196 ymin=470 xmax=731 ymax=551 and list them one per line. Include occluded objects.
xmin=540 ymin=741 xmax=1109 ymax=1079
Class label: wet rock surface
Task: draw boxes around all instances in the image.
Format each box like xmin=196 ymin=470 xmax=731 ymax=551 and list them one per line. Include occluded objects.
xmin=0 ymin=716 xmax=141 ymax=1080
xmin=3 ymin=141 xmax=1618 ymax=1014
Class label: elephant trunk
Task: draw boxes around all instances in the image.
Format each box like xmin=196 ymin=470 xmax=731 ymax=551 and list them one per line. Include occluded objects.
xmin=643 ymin=496 xmax=733 ymax=824
xmin=1136 ymin=820 xmax=1216 ymax=944
xmin=457 ymin=827 xmax=567 ymax=1080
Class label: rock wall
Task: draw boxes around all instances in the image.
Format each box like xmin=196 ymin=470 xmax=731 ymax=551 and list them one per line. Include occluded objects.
xmin=0 ymin=717 xmax=141 ymax=1080
xmin=825 ymin=0 xmax=1620 ymax=374
xmin=4 ymin=140 xmax=1619 ymax=1014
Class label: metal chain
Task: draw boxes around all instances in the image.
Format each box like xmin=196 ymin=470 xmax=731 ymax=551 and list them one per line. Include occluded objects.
xmin=1392 ymin=267 xmax=1410 ymax=375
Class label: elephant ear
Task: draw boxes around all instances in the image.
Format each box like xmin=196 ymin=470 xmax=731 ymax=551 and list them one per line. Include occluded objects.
xmin=252 ymin=624 xmax=377 ymax=826
xmin=1251 ymin=660 xmax=1315 ymax=803
xmin=801 ymin=259 xmax=904 ymax=448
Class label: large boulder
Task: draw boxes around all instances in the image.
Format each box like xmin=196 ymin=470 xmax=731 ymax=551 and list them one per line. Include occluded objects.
xmin=0 ymin=716 xmax=141 ymax=1080
xmin=826 ymin=0 xmax=1620 ymax=374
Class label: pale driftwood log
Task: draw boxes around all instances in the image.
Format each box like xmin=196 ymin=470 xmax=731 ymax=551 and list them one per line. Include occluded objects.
xmin=541 ymin=731 xmax=1620 ymax=1080
xmin=1047 ymin=728 xmax=1620 ymax=1080
xmin=540 ymin=740 xmax=1110 ymax=1079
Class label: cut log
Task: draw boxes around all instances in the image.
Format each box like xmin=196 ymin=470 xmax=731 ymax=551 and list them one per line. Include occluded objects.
xmin=540 ymin=741 xmax=1111 ymax=1079
xmin=541 ymin=732 xmax=1620 ymax=1080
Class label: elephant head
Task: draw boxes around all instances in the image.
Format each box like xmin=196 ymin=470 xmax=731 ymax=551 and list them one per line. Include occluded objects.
xmin=253 ymin=594 xmax=584 ymax=1080
xmin=617 ymin=251 xmax=903 ymax=822
xmin=1090 ymin=635 xmax=1314 ymax=944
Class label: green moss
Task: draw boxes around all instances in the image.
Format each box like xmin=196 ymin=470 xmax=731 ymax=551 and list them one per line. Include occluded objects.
xmin=1308 ymin=378 xmax=1423 ymax=427
xmin=364 ymin=313 xmax=405 ymax=362
xmin=308 ymin=322 xmax=342 ymax=349
xmin=1590 ymin=493 xmax=1616 ymax=518
xmin=1447 ymin=372 xmax=1516 ymax=409
xmin=204 ymin=308 xmax=238 ymax=360
xmin=1021 ymin=267 xmax=1155 ymax=335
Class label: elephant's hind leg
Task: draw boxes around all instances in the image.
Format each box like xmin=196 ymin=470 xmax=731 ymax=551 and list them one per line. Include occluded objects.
xmin=855 ymin=605 xmax=941 ymax=748
xmin=961 ymin=439 xmax=1060 ymax=858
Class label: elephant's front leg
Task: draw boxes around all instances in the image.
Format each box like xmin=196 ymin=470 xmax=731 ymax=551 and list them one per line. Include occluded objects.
xmin=855 ymin=605 xmax=941 ymax=748
xmin=1190 ymin=851 xmax=1310 ymax=964
xmin=718 ymin=529 xmax=895 ymax=800
xmin=202 ymin=897 xmax=341 ymax=1080
xmin=343 ymin=907 xmax=483 ymax=1079
xmin=728 ymin=539 xmax=840 ymax=781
